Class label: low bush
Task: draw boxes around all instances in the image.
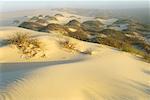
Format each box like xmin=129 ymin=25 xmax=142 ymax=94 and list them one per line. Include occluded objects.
xmin=59 ymin=40 xmax=76 ymax=51
xmin=96 ymin=36 xmax=150 ymax=62
xmin=68 ymin=29 xmax=89 ymax=41
xmin=7 ymin=33 xmax=45 ymax=58
xmin=143 ymin=54 xmax=150 ymax=63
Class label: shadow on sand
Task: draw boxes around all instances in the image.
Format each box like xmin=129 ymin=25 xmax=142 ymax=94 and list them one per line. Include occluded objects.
xmin=0 ymin=39 xmax=10 ymax=48
xmin=0 ymin=55 xmax=86 ymax=90
xmin=142 ymin=69 xmax=150 ymax=75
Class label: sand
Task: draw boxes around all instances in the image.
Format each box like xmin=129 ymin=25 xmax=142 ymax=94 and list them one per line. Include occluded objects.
xmin=0 ymin=26 xmax=149 ymax=100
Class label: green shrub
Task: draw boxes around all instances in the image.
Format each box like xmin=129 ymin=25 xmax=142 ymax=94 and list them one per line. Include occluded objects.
xmin=121 ymin=44 xmax=144 ymax=56
xmin=96 ymin=36 xmax=150 ymax=62
xmin=68 ymin=29 xmax=89 ymax=41
xmin=143 ymin=54 xmax=150 ymax=63
xmin=96 ymin=36 xmax=125 ymax=49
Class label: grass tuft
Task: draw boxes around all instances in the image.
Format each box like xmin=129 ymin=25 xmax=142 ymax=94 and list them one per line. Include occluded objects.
xmin=7 ymin=33 xmax=45 ymax=58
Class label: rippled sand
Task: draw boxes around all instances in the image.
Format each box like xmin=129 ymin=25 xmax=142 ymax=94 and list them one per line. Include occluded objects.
xmin=0 ymin=26 xmax=149 ymax=100
xmin=0 ymin=47 xmax=150 ymax=100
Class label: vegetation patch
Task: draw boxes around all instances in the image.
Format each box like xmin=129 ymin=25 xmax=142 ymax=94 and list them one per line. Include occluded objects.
xmin=7 ymin=33 xmax=45 ymax=58
xmin=19 ymin=21 xmax=44 ymax=31
xmin=96 ymin=36 xmax=150 ymax=62
xmin=58 ymin=40 xmax=76 ymax=52
xmin=81 ymin=20 xmax=103 ymax=32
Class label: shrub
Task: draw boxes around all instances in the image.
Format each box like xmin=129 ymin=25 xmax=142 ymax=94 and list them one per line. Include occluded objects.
xmin=8 ymin=33 xmax=29 ymax=45
xmin=81 ymin=20 xmax=103 ymax=32
xmin=40 ymin=23 xmax=68 ymax=35
xmin=68 ymin=29 xmax=89 ymax=41
xmin=30 ymin=16 xmax=39 ymax=21
xmin=55 ymin=14 xmax=64 ymax=17
xmin=7 ymin=33 xmax=45 ymax=58
xmin=59 ymin=40 xmax=76 ymax=51
xmin=19 ymin=21 xmax=44 ymax=31
xmin=96 ymin=36 xmax=125 ymax=49
xmin=96 ymin=36 xmax=150 ymax=62
xmin=121 ymin=44 xmax=144 ymax=56
xmin=143 ymin=54 xmax=150 ymax=63
xmin=66 ymin=19 xmax=81 ymax=27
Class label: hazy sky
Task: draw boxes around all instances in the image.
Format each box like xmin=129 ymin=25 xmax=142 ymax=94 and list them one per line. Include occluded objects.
xmin=0 ymin=0 xmax=149 ymax=12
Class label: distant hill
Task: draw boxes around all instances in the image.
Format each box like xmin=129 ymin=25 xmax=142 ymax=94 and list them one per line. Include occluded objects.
xmin=58 ymin=8 xmax=149 ymax=24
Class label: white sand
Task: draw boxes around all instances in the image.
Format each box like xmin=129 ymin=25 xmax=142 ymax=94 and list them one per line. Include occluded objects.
xmin=0 ymin=27 xmax=83 ymax=62
xmin=0 ymin=27 xmax=149 ymax=100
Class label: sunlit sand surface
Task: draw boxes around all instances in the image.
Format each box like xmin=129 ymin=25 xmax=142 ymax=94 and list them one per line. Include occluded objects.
xmin=0 ymin=10 xmax=149 ymax=100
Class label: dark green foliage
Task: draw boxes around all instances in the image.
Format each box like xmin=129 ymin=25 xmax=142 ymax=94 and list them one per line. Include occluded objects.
xmin=30 ymin=16 xmax=39 ymax=21
xmin=81 ymin=20 xmax=103 ymax=32
xmin=66 ymin=19 xmax=81 ymax=28
xmin=96 ymin=34 xmax=150 ymax=62
xmin=143 ymin=54 xmax=150 ymax=63
xmin=19 ymin=21 xmax=44 ymax=31
xmin=40 ymin=23 xmax=68 ymax=35
xmin=55 ymin=14 xmax=64 ymax=17
xmin=68 ymin=29 xmax=89 ymax=41
xmin=45 ymin=16 xmax=58 ymax=21
xmin=100 ymin=29 xmax=126 ymax=39
xmin=113 ymin=19 xmax=131 ymax=24
xmin=35 ymin=19 xmax=49 ymax=24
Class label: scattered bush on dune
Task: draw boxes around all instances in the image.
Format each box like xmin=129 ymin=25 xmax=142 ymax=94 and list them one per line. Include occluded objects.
xmin=7 ymin=33 xmax=45 ymax=58
xmin=66 ymin=19 xmax=81 ymax=28
xmin=55 ymin=14 xmax=64 ymax=17
xmin=69 ymin=16 xmax=77 ymax=18
xmin=96 ymin=36 xmax=150 ymax=62
xmin=40 ymin=23 xmax=69 ymax=35
xmin=143 ymin=54 xmax=150 ymax=63
xmin=58 ymin=40 xmax=76 ymax=52
xmin=30 ymin=16 xmax=39 ymax=21
xmin=45 ymin=16 xmax=58 ymax=21
xmin=58 ymin=38 xmax=93 ymax=55
xmin=38 ymin=14 xmax=43 ymax=18
xmin=35 ymin=19 xmax=49 ymax=25
xmin=19 ymin=21 xmax=44 ymax=31
xmin=67 ymin=29 xmax=89 ymax=41
xmin=81 ymin=20 xmax=103 ymax=32
xmin=96 ymin=36 xmax=124 ymax=49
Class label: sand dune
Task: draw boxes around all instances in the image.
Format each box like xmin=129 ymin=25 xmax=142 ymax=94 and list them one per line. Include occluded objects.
xmin=1 ymin=47 xmax=150 ymax=100
xmin=0 ymin=27 xmax=149 ymax=100
xmin=0 ymin=9 xmax=118 ymax=27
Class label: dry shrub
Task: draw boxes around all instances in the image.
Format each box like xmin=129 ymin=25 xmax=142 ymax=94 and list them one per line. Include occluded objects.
xmin=7 ymin=33 xmax=45 ymax=58
xmin=59 ymin=40 xmax=76 ymax=51
xmin=58 ymin=39 xmax=93 ymax=55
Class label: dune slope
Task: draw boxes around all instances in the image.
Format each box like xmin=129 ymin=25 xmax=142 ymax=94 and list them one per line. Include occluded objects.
xmin=0 ymin=27 xmax=149 ymax=100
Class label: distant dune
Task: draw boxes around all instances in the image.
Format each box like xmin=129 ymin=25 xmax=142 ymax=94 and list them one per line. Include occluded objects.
xmin=0 ymin=27 xmax=149 ymax=100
